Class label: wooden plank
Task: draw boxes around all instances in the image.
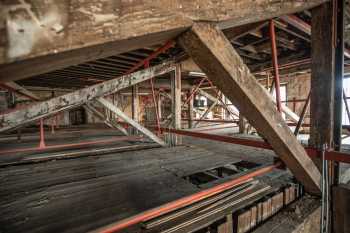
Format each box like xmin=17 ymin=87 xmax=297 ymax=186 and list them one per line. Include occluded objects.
xmin=178 ymin=23 xmax=321 ymax=194
xmin=97 ymin=97 xmax=166 ymax=146
xmin=0 ymin=62 xmax=175 ymax=133
xmin=0 ymin=0 xmax=327 ymax=82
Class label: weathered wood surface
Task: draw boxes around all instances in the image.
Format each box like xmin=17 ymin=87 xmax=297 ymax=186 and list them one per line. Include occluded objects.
xmin=0 ymin=62 xmax=175 ymax=133
xmin=97 ymin=97 xmax=166 ymax=146
xmin=309 ymin=2 xmax=335 ymax=149
xmin=178 ymin=23 xmax=321 ymax=194
xmin=0 ymin=145 xmax=247 ymax=233
xmin=333 ymin=184 xmax=350 ymax=233
xmin=171 ymin=65 xmax=182 ymax=129
xmin=0 ymin=0 xmax=327 ymax=82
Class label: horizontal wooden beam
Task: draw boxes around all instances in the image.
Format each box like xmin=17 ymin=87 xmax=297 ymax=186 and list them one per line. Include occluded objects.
xmin=0 ymin=0 xmax=327 ymax=82
xmin=0 ymin=62 xmax=175 ymax=133
xmin=178 ymin=23 xmax=321 ymax=194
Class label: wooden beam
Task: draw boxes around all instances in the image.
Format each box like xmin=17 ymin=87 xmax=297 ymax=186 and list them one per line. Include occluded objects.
xmin=309 ymin=2 xmax=335 ymax=149
xmin=333 ymin=184 xmax=350 ymax=233
xmin=132 ymin=85 xmax=139 ymax=135
xmin=1 ymin=82 xmax=40 ymax=101
xmin=187 ymin=89 xmax=194 ymax=129
xmin=223 ymin=21 xmax=268 ymax=41
xmin=83 ymin=104 xmax=128 ymax=136
xmin=97 ymin=97 xmax=166 ymax=146
xmin=0 ymin=0 xmax=327 ymax=82
xmin=178 ymin=23 xmax=321 ymax=194
xmin=171 ymin=65 xmax=182 ymax=145
xmin=0 ymin=62 xmax=175 ymax=133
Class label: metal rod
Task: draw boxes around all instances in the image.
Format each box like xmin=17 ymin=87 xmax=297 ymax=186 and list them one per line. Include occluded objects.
xmin=125 ymin=40 xmax=175 ymax=74
xmin=0 ymin=136 xmax=141 ymax=155
xmin=269 ymin=20 xmax=282 ymax=112
xmin=154 ymin=127 xmax=350 ymax=164
xmin=38 ymin=118 xmax=46 ymax=149
xmin=146 ymin=60 xmax=161 ymax=135
xmin=92 ymin=162 xmax=282 ymax=233
xmin=343 ymin=89 xmax=350 ymax=123
xmin=184 ymin=77 xmax=207 ymax=105
xmin=294 ymin=92 xmax=311 ymax=136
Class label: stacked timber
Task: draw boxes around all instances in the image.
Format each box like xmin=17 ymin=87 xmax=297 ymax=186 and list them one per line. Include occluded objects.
xmin=233 ymin=183 xmax=303 ymax=233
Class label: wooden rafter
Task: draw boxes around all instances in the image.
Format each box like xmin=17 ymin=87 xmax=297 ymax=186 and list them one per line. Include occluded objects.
xmin=178 ymin=23 xmax=321 ymax=193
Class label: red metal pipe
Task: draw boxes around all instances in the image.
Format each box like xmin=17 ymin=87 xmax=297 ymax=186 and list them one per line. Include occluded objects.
xmin=184 ymin=77 xmax=207 ymax=104
xmin=343 ymin=89 xmax=350 ymax=123
xmin=94 ymin=162 xmax=282 ymax=233
xmin=205 ymin=79 xmax=238 ymax=118
xmin=125 ymin=40 xmax=175 ymax=74
xmin=0 ymin=136 xmax=141 ymax=155
xmin=181 ymin=119 xmax=238 ymax=123
xmin=294 ymin=92 xmax=311 ymax=136
xmin=269 ymin=20 xmax=282 ymax=112
xmin=149 ymin=76 xmax=161 ymax=135
xmin=38 ymin=119 xmax=46 ymax=149
xmin=157 ymin=127 xmax=350 ymax=164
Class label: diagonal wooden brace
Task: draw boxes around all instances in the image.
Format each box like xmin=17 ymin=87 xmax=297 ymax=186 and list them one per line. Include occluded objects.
xmin=178 ymin=23 xmax=321 ymax=194
xmin=97 ymin=97 xmax=166 ymax=146
xmin=0 ymin=62 xmax=175 ymax=133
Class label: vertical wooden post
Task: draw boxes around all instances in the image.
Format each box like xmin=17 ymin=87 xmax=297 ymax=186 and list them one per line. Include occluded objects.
xmin=292 ymin=97 xmax=297 ymax=113
xmin=310 ymin=2 xmax=342 ymax=232
xmin=188 ymin=89 xmax=194 ymax=129
xmin=132 ymin=85 xmax=139 ymax=135
xmin=171 ymin=64 xmax=182 ymax=145
xmin=157 ymin=93 xmax=162 ymax=121
xmin=333 ymin=0 xmax=345 ymax=184
xmin=310 ymin=2 xmax=335 ymax=151
xmin=238 ymin=113 xmax=247 ymax=134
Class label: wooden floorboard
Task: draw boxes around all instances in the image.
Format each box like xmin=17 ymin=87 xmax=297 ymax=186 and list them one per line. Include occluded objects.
xmin=1 ymin=144 xmax=259 ymax=233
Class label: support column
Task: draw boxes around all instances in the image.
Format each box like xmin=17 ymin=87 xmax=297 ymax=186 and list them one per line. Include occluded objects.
xmin=171 ymin=64 xmax=182 ymax=145
xmin=157 ymin=93 xmax=162 ymax=121
xmin=178 ymin=23 xmax=320 ymax=194
xmin=309 ymin=2 xmax=343 ymax=175
xmin=310 ymin=2 xmax=336 ymax=152
xmin=238 ymin=113 xmax=248 ymax=134
xmin=187 ymin=89 xmax=194 ymax=129
xmin=132 ymin=85 xmax=139 ymax=135
xmin=333 ymin=0 xmax=345 ymax=183
xmin=310 ymin=2 xmax=341 ymax=232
